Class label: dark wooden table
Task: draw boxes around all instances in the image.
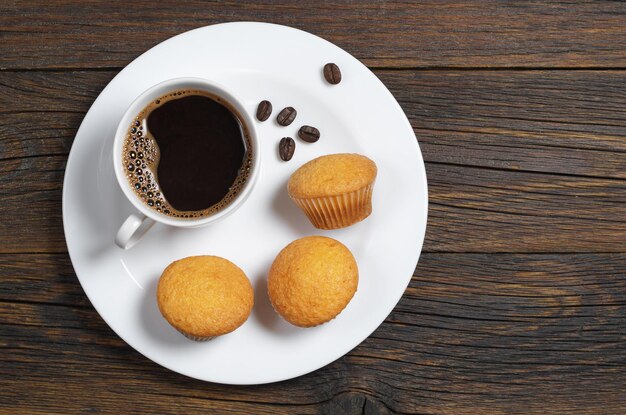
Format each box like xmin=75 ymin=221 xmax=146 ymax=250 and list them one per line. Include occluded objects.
xmin=2 ymin=2 xmax=626 ymax=414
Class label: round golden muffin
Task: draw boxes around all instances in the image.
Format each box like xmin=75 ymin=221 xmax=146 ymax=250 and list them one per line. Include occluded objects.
xmin=288 ymin=153 xmax=377 ymax=229
xmin=157 ymin=256 xmax=253 ymax=340
xmin=268 ymin=236 xmax=358 ymax=327
xmin=288 ymin=153 xmax=377 ymax=198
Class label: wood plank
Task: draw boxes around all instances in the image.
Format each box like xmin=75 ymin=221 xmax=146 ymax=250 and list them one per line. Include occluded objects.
xmin=0 ymin=253 xmax=88 ymax=307
xmin=378 ymin=70 xmax=626 ymax=179
xmin=425 ymin=163 xmax=626 ymax=253
xmin=2 ymin=1 xmax=626 ymax=69
xmin=2 ymin=70 xmax=626 ymax=180
xmin=1 ymin=253 xmax=625 ymax=413
xmin=2 ymin=70 xmax=626 ymax=253
xmin=2 ymin=155 xmax=624 ymax=253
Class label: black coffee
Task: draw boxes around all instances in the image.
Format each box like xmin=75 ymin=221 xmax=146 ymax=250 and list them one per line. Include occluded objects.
xmin=122 ymin=89 xmax=252 ymax=218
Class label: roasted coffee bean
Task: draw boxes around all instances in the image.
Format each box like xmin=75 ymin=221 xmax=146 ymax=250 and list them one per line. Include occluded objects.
xmin=277 ymin=107 xmax=297 ymax=126
xmin=256 ymin=100 xmax=272 ymax=121
xmin=323 ymin=63 xmax=341 ymax=84
xmin=279 ymin=137 xmax=295 ymax=161
xmin=298 ymin=125 xmax=320 ymax=143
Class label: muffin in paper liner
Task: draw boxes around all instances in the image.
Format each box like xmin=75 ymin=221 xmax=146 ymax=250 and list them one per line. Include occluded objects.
xmin=157 ymin=256 xmax=254 ymax=341
xmin=268 ymin=236 xmax=358 ymax=327
xmin=288 ymin=154 xmax=377 ymax=230
xmin=290 ymin=182 xmax=374 ymax=230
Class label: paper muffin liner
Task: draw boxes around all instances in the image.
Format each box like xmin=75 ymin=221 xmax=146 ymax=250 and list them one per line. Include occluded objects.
xmin=177 ymin=329 xmax=216 ymax=342
xmin=290 ymin=183 xmax=374 ymax=230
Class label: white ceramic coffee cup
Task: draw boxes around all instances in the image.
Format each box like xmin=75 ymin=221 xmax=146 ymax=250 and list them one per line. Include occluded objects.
xmin=113 ymin=77 xmax=260 ymax=249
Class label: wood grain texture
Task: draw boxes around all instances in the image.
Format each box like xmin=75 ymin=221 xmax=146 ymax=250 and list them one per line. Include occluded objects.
xmin=377 ymin=70 xmax=626 ymax=180
xmin=3 ymin=2 xmax=626 ymax=413
xmin=1 ymin=70 xmax=624 ymax=253
xmin=4 ymin=155 xmax=625 ymax=254
xmin=2 ymin=1 xmax=626 ymax=70
xmin=1 ymin=253 xmax=625 ymax=414
xmin=3 ymin=70 xmax=626 ymax=179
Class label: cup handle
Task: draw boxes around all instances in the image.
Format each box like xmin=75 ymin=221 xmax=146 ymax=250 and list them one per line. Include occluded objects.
xmin=115 ymin=213 xmax=155 ymax=249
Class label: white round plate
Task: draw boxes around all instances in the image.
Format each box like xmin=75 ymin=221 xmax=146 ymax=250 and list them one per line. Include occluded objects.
xmin=63 ymin=22 xmax=428 ymax=385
